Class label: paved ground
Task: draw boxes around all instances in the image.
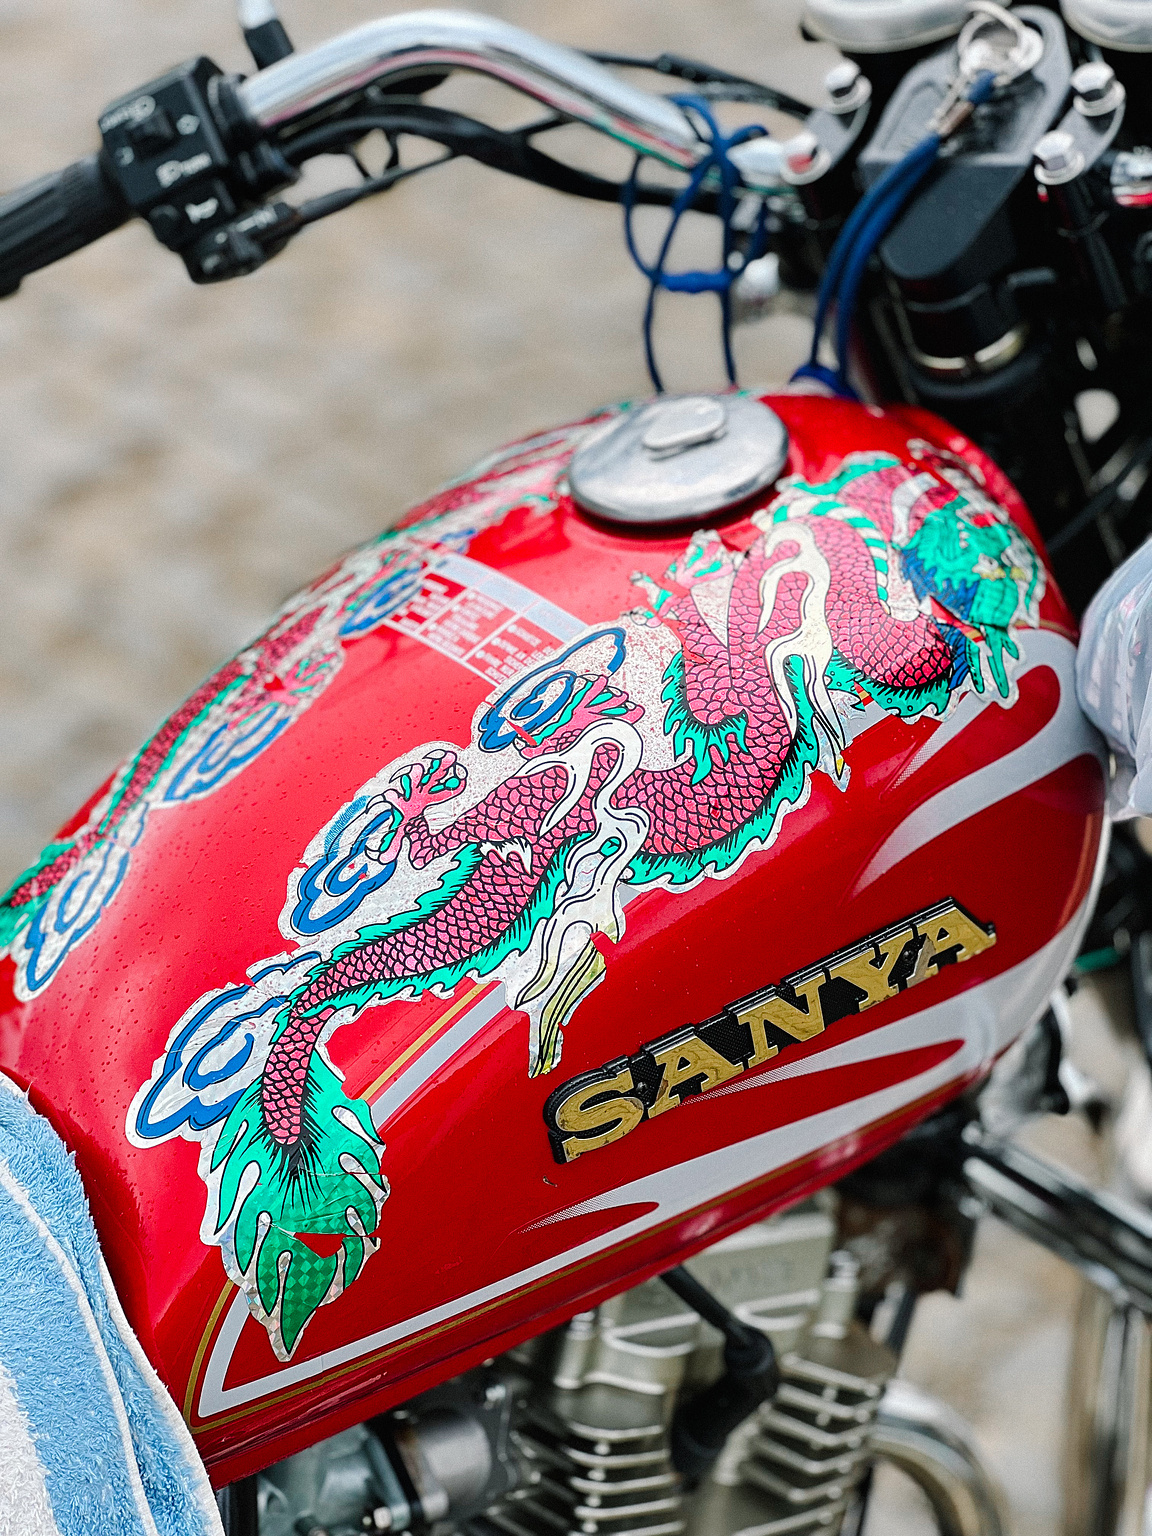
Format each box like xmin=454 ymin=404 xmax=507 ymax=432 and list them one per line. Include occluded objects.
xmin=0 ymin=2 xmax=1130 ymax=1531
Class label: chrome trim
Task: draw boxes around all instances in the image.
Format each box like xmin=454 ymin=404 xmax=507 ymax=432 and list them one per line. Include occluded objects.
xmin=962 ymin=1125 xmax=1152 ymax=1314
xmin=236 ymin=9 xmax=793 ymax=191
xmin=872 ymin=1380 xmax=1010 ymax=1536
xmin=911 ymin=325 xmax=1029 ymax=380
xmin=801 ymin=0 xmax=969 ymax=53
xmin=1061 ymin=0 xmax=1152 ymax=54
xmin=568 ymin=395 xmax=790 ymax=526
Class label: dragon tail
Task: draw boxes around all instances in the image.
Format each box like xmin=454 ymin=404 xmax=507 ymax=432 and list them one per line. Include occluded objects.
xmin=209 ymin=1016 xmax=387 ymax=1361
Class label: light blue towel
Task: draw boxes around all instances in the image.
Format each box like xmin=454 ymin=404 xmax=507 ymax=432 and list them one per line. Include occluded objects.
xmin=0 ymin=1071 xmax=223 ymax=1536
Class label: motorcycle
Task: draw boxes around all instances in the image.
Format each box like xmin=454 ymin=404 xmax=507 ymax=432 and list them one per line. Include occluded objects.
xmin=1 ymin=1 xmax=1151 ymax=1532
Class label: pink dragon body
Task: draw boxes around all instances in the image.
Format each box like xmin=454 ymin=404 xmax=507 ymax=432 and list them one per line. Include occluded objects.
xmin=258 ymin=467 xmax=971 ymax=1148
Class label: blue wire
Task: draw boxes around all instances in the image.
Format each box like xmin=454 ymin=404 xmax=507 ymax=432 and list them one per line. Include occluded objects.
xmin=805 ymin=134 xmax=941 ymax=372
xmin=832 ymin=145 xmax=940 ymax=378
xmin=792 ymin=134 xmax=941 ymax=398
xmin=622 ymin=95 xmax=769 ymax=393
xmin=793 ymin=68 xmax=997 ymax=398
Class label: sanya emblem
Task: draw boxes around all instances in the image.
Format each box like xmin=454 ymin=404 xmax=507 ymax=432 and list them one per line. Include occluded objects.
xmin=543 ymin=898 xmax=996 ymax=1164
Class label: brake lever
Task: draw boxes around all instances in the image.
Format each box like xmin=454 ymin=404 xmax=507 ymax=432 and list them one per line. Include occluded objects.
xmin=183 ymin=199 xmax=299 ymax=282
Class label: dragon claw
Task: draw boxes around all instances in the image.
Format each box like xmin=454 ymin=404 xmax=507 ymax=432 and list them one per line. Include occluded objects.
xmin=518 ymin=675 xmax=643 ymax=757
xmin=386 ymin=751 xmax=468 ymax=817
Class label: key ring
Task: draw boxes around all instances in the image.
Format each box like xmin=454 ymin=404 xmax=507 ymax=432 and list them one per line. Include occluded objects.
xmin=957 ymin=0 xmax=1044 ymax=87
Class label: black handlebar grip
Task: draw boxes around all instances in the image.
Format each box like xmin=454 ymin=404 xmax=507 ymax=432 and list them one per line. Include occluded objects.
xmin=0 ymin=153 xmax=129 ymax=296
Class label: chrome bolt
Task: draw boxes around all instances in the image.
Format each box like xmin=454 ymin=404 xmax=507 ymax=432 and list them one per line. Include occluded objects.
xmin=830 ymin=1249 xmax=859 ymax=1278
xmin=1072 ymin=60 xmax=1125 ymax=116
xmin=781 ymin=128 xmax=830 ymax=185
xmin=1113 ymin=145 xmax=1152 ymax=204
xmin=1115 ymin=147 xmax=1152 ymax=183
xmin=1036 ymin=130 xmax=1075 ymax=174
xmin=823 ymin=60 xmax=870 ymax=112
xmin=731 ymin=253 xmax=781 ymax=327
xmin=1034 ymin=130 xmax=1084 ymax=185
xmin=1073 ymin=61 xmax=1113 ymax=101
xmin=825 ymin=61 xmax=860 ymax=99
xmin=786 ymin=129 xmax=818 ymax=175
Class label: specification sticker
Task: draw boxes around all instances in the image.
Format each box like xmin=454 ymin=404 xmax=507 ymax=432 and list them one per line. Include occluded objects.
xmin=384 ymin=549 xmax=584 ymax=683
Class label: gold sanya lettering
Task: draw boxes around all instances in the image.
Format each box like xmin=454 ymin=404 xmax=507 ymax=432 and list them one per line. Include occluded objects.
xmin=738 ymin=971 xmax=826 ymax=1051
xmin=919 ymin=902 xmax=996 ymax=967
xmin=646 ymin=1030 xmax=743 ymax=1118
xmin=827 ymin=925 xmax=916 ymax=1009
xmin=552 ymin=1066 xmax=646 ymax=1162
xmin=543 ymin=898 xmax=996 ymax=1165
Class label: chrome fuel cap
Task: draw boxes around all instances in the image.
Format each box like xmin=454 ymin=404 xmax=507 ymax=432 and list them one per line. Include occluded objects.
xmin=569 ymin=393 xmax=790 ymax=526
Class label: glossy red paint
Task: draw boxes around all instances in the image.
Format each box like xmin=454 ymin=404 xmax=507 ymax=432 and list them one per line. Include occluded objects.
xmin=0 ymin=393 xmax=1104 ymax=1482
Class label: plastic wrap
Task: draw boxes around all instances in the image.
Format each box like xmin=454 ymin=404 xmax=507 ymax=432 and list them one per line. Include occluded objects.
xmin=1076 ymin=537 xmax=1152 ymax=816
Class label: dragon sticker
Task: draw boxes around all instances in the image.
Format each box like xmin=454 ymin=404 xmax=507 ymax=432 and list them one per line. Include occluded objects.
xmin=128 ymin=443 xmax=1044 ymax=1363
xmin=0 ymin=422 xmax=593 ymax=999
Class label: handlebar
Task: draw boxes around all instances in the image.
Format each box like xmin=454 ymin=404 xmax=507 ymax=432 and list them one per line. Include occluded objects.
xmin=0 ymin=8 xmax=817 ymax=293
xmin=236 ymin=9 xmax=796 ymax=190
xmin=0 ymin=153 xmax=128 ymax=296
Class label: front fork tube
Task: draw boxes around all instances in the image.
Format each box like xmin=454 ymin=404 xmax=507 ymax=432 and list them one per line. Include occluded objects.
xmin=961 ymin=1127 xmax=1152 ymax=1536
xmin=1062 ymin=1290 xmax=1152 ymax=1536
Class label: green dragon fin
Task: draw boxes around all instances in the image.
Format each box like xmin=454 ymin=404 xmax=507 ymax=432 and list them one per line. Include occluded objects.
xmin=210 ymin=1049 xmax=388 ymax=1360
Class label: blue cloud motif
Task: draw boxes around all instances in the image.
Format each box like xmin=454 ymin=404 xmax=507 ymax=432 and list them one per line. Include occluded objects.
xmin=339 ymin=556 xmax=426 ymax=639
xmin=478 ymin=627 xmax=627 ymax=752
xmin=429 ymin=523 xmax=484 ymax=556
xmin=20 ymin=820 xmax=147 ymax=996
xmin=162 ymin=700 xmax=294 ymax=803
xmin=131 ymin=954 xmax=321 ymax=1142
xmin=290 ymin=796 xmax=403 ymax=936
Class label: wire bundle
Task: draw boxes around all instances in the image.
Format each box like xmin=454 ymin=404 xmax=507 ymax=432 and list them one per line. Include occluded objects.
xmin=622 ymin=95 xmax=769 ymax=393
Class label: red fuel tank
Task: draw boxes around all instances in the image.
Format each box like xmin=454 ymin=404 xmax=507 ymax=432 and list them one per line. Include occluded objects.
xmin=0 ymin=392 xmax=1105 ymax=1482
